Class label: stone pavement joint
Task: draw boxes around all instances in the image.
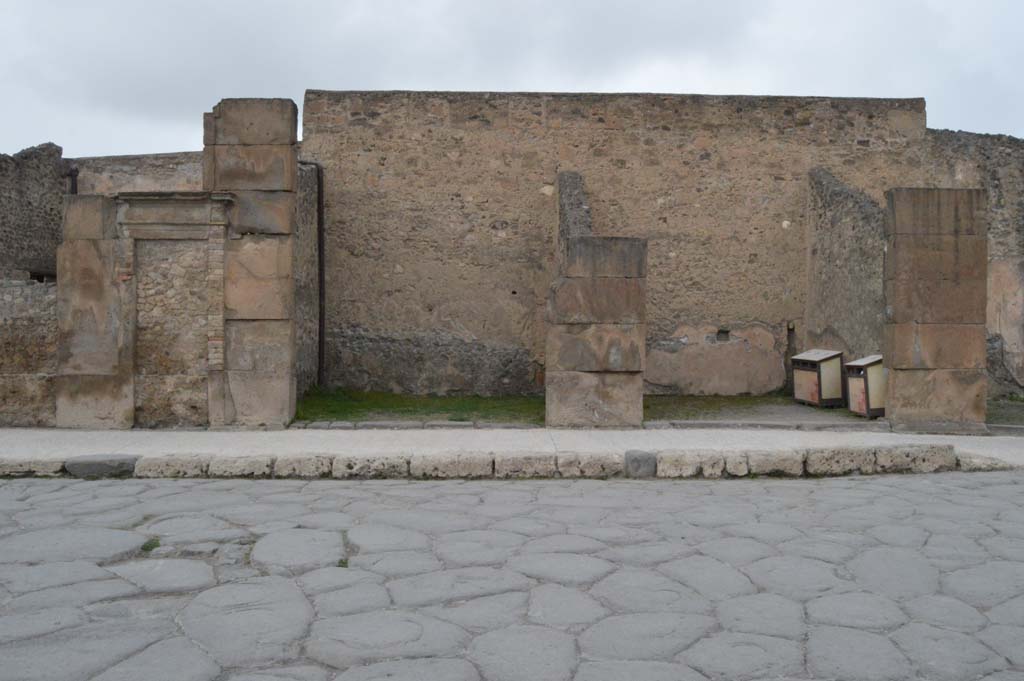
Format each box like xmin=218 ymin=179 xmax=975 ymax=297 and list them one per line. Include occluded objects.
xmin=1 ymin=471 xmax=1023 ymax=680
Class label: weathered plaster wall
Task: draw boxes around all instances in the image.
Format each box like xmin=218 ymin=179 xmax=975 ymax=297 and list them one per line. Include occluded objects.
xmin=303 ymin=90 xmax=928 ymax=395
xmin=0 ymin=276 xmax=57 ymax=426
xmin=802 ymin=167 xmax=886 ymax=361
xmin=74 ymin=152 xmax=203 ymax=194
xmin=294 ymin=163 xmax=320 ymax=396
xmin=0 ymin=143 xmax=67 ymax=275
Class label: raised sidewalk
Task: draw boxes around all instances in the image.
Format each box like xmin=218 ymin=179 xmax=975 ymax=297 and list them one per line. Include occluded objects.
xmin=0 ymin=427 xmax=1021 ymax=479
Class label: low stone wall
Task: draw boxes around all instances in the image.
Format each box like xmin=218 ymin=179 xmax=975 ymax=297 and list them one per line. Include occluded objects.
xmin=73 ymin=152 xmax=203 ymax=194
xmin=0 ymin=276 xmax=57 ymax=426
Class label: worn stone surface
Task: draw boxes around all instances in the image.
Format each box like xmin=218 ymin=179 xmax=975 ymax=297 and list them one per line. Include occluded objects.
xmin=563 ymin=236 xmax=647 ymax=278
xmin=546 ymin=323 xmax=644 ymax=372
xmin=548 ymin=277 xmax=645 ymax=325
xmin=64 ymin=454 xmax=139 ymax=479
xmin=251 ymin=529 xmax=345 ymax=575
xmin=0 ymin=143 xmax=65 ymax=275
xmin=1 ymin=472 xmax=1023 ymax=680
xmin=545 ymin=371 xmax=643 ymax=427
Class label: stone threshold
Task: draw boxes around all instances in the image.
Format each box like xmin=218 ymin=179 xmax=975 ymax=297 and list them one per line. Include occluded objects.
xmin=1 ymin=444 xmax=1013 ymax=480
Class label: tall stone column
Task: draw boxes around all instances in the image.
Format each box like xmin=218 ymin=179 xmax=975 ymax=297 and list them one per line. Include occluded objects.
xmin=546 ymin=172 xmax=647 ymax=427
xmin=884 ymin=188 xmax=988 ymax=431
xmin=204 ymin=99 xmax=299 ymax=427
xmin=55 ymin=196 xmax=136 ymax=428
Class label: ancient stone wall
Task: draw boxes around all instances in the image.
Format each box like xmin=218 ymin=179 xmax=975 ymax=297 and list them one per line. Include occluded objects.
xmin=74 ymin=152 xmax=203 ymax=194
xmin=802 ymin=167 xmax=886 ymax=361
xmin=0 ymin=143 xmax=67 ymax=276
xmin=0 ymin=276 xmax=57 ymax=426
xmin=302 ymin=90 xmax=929 ymax=395
xmin=294 ymin=163 xmax=321 ymax=397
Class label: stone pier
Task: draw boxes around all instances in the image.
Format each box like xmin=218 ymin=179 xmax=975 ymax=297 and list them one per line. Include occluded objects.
xmin=884 ymin=188 xmax=989 ymax=431
xmin=545 ymin=172 xmax=648 ymax=427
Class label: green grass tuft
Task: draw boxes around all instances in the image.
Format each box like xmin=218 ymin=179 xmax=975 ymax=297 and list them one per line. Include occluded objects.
xmin=337 ymin=558 xmax=349 ymax=568
xmin=295 ymin=388 xmax=545 ymax=425
xmin=140 ymin=537 xmax=160 ymax=552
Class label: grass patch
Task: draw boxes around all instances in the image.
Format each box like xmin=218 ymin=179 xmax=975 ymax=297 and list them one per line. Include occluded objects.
xmin=295 ymin=388 xmax=545 ymax=425
xmin=337 ymin=558 xmax=349 ymax=568
xmin=988 ymin=397 xmax=1024 ymax=425
xmin=140 ymin=537 xmax=160 ymax=552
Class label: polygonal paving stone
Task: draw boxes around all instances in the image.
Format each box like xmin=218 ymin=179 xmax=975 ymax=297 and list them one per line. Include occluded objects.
xmin=680 ymin=632 xmax=803 ymax=681
xmin=0 ymin=607 xmax=87 ymax=644
xmin=904 ymin=594 xmax=987 ymax=632
xmin=0 ymin=528 xmax=147 ymax=564
xmin=371 ymin=509 xmax=487 ymax=533
xmin=507 ymin=553 xmax=614 ymax=586
xmin=528 ymin=584 xmax=608 ymax=626
xmin=295 ymin=512 xmax=354 ymax=530
xmin=0 ymin=617 xmax=175 ymax=681
xmin=579 ymin=613 xmax=716 ymax=660
xmin=891 ymin=622 xmax=1008 ymax=681
xmin=989 ymin=594 xmax=1024 ymax=625
xmin=334 ymin=659 xmax=480 ymax=681
xmin=848 ymin=547 xmax=940 ymax=600
xmin=388 ymin=567 xmax=533 ymax=607
xmin=109 ymin=559 xmax=216 ymax=593
xmin=596 ymin=541 xmax=693 ymax=566
xmin=468 ymin=625 xmax=576 ymax=681
xmin=0 ymin=560 xmax=112 ymax=593
xmin=423 ymin=591 xmax=528 ymax=632
xmin=305 ymin=611 xmax=468 ymax=668
xmin=923 ymin=534 xmax=990 ymax=570
xmin=313 ymin=582 xmax=390 ymax=616
xmin=250 ymin=530 xmax=345 ymax=575
xmin=942 ymin=562 xmax=1024 ymax=608
xmin=698 ymin=537 xmax=776 ymax=566
xmin=491 ymin=517 xmax=567 ymax=536
xmin=3 ymin=578 xmax=140 ymax=612
xmin=574 ymin=661 xmax=707 ymax=681
xmin=90 ymin=636 xmax=220 ymax=681
xmin=297 ymin=567 xmax=383 ymax=596
xmin=807 ymin=592 xmax=908 ymax=629
xmin=349 ymin=551 xmax=443 ymax=577
xmin=140 ymin=514 xmax=249 ymax=544
xmin=213 ymin=503 xmax=307 ymax=525
xmin=521 ymin=534 xmax=608 ymax=554
xmin=742 ymin=555 xmax=847 ymax=601
xmin=178 ymin=576 xmax=313 ymax=667
xmin=978 ymin=625 xmax=1024 ymax=666
xmin=138 ymin=492 xmax=250 ymax=516
xmin=716 ymin=592 xmax=805 ymax=639
xmin=982 ymin=536 xmax=1024 ymax=561
xmin=808 ymin=626 xmax=912 ymax=681
xmin=434 ymin=531 xmax=526 ymax=566
xmin=868 ymin=524 xmax=929 ymax=548
xmin=723 ymin=522 xmax=802 ymax=543
xmin=346 ymin=524 xmax=430 ymax=553
xmin=590 ymin=568 xmax=710 ymax=614
xmin=223 ymin=666 xmax=330 ymax=681
xmin=777 ymin=537 xmax=858 ymax=563
xmin=657 ymin=555 xmax=755 ymax=600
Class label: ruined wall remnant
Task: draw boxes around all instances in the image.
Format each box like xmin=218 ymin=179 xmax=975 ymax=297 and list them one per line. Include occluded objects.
xmin=0 ymin=275 xmax=57 ymax=426
xmin=802 ymin=167 xmax=886 ymax=359
xmin=884 ymin=188 xmax=989 ymax=431
xmin=0 ymin=143 xmax=67 ymax=276
xmin=302 ymin=90 xmax=929 ymax=396
xmin=294 ymin=163 xmax=321 ymax=397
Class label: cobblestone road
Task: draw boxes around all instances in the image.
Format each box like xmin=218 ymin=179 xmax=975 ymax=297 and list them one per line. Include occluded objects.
xmin=2 ymin=473 xmax=1024 ymax=681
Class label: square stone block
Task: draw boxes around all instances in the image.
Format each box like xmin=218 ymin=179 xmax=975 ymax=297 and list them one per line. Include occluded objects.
xmin=225 ymin=320 xmax=294 ymax=372
xmin=563 ymin=236 xmax=647 ymax=278
xmin=546 ymin=323 xmax=645 ymax=372
xmin=548 ymin=277 xmax=645 ymax=324
xmin=229 ymin=191 xmax=295 ymax=235
xmin=885 ymin=188 xmax=987 ymax=237
xmin=209 ymin=145 xmax=297 ymax=191
xmin=208 ymin=99 xmax=298 ymax=145
xmin=225 ymin=236 xmax=293 ymax=320
xmin=225 ymin=370 xmax=296 ymax=427
xmin=884 ymin=277 xmax=986 ymax=324
xmin=63 ymin=195 xmax=116 ymax=240
xmin=545 ymin=371 xmax=643 ymax=427
xmin=884 ymin=235 xmax=987 ymax=281
xmin=885 ymin=323 xmax=987 ymax=369
xmin=116 ymin=196 xmax=220 ymax=226
xmin=887 ymin=369 xmax=986 ymax=426
xmin=55 ymin=374 xmax=134 ymax=429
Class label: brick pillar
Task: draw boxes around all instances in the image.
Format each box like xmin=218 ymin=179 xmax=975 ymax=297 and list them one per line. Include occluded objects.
xmin=884 ymin=188 xmax=988 ymax=431
xmin=545 ymin=172 xmax=647 ymax=427
xmin=55 ymin=196 xmax=136 ymax=428
xmin=204 ymin=99 xmax=298 ymax=427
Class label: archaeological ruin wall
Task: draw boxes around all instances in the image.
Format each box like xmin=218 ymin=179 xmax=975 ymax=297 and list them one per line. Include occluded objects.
xmin=0 ymin=143 xmax=69 ymax=277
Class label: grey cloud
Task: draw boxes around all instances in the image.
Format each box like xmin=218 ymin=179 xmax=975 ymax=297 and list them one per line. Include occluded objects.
xmin=1 ymin=0 xmax=1020 ymax=157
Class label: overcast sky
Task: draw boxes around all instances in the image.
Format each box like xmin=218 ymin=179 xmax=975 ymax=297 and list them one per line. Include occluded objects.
xmin=2 ymin=0 xmax=1022 ymax=157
